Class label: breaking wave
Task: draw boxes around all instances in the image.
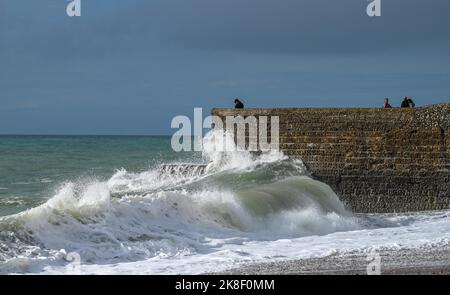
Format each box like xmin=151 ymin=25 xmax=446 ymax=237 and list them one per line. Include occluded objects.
xmin=5 ymin=130 xmax=444 ymax=274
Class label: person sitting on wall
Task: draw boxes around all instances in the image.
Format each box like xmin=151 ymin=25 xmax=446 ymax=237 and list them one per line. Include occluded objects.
xmin=384 ymin=98 xmax=392 ymax=108
xmin=401 ymin=96 xmax=410 ymax=108
xmin=234 ymin=98 xmax=244 ymax=109
xmin=401 ymin=96 xmax=416 ymax=108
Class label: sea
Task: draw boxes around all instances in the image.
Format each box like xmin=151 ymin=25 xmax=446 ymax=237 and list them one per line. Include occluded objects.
xmin=0 ymin=132 xmax=449 ymax=274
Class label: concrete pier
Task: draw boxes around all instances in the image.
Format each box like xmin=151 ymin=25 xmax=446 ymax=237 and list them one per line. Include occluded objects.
xmin=212 ymin=104 xmax=450 ymax=213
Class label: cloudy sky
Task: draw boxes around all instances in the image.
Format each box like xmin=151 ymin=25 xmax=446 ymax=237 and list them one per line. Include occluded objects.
xmin=1 ymin=0 xmax=449 ymax=134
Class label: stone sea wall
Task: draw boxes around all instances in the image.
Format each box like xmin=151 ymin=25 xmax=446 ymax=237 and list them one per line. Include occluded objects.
xmin=211 ymin=104 xmax=450 ymax=213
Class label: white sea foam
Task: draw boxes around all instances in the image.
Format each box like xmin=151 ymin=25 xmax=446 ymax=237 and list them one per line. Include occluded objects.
xmin=0 ymin=196 xmax=25 ymax=206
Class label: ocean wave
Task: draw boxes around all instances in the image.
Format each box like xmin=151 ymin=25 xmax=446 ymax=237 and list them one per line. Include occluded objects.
xmin=1 ymin=130 xmax=449 ymax=274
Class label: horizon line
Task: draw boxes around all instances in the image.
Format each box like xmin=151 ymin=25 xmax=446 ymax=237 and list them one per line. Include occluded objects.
xmin=0 ymin=134 xmax=173 ymax=137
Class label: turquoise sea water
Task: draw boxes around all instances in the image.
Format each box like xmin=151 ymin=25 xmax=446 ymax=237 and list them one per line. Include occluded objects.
xmin=0 ymin=136 xmax=197 ymax=216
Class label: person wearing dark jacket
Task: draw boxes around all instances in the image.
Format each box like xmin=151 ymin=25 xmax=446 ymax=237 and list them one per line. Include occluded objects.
xmin=234 ymin=99 xmax=244 ymax=109
xmin=401 ymin=96 xmax=410 ymax=108
xmin=401 ymin=96 xmax=415 ymax=108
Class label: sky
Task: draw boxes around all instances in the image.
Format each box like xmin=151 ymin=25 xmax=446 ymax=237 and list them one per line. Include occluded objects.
xmin=0 ymin=0 xmax=449 ymax=135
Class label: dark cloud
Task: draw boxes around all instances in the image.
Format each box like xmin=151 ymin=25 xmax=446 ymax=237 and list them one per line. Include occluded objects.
xmin=156 ymin=0 xmax=450 ymax=54
xmin=2 ymin=0 xmax=450 ymax=59
xmin=0 ymin=0 xmax=449 ymax=134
